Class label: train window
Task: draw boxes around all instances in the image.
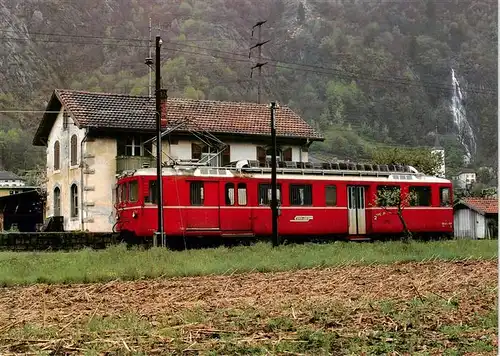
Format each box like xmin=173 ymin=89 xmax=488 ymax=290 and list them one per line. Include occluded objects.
xmin=440 ymin=187 xmax=451 ymax=207
xmin=145 ymin=180 xmax=158 ymax=204
xmin=376 ymin=185 xmax=400 ymax=207
xmin=225 ymin=183 xmax=235 ymax=205
xmin=409 ymin=186 xmax=431 ymax=206
xmin=120 ymin=183 xmax=128 ymax=202
xmin=290 ymin=184 xmax=312 ymax=206
xmin=129 ymin=180 xmax=138 ymax=203
xmin=238 ymin=183 xmax=247 ymax=206
xmin=190 ymin=181 xmax=204 ymax=205
xmin=258 ymin=183 xmax=281 ymax=205
xmin=325 ymin=185 xmax=337 ymax=206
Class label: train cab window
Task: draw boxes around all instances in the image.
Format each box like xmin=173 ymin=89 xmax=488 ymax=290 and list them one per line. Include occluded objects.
xmin=129 ymin=180 xmax=138 ymax=203
xmin=237 ymin=183 xmax=247 ymax=206
xmin=376 ymin=185 xmax=400 ymax=207
xmin=145 ymin=180 xmax=158 ymax=204
xmin=440 ymin=187 xmax=451 ymax=207
xmin=120 ymin=183 xmax=128 ymax=202
xmin=258 ymin=183 xmax=281 ymax=205
xmin=290 ymin=184 xmax=312 ymax=206
xmin=190 ymin=181 xmax=204 ymax=205
xmin=409 ymin=186 xmax=431 ymax=206
xmin=225 ymin=183 xmax=235 ymax=205
xmin=325 ymin=185 xmax=337 ymax=206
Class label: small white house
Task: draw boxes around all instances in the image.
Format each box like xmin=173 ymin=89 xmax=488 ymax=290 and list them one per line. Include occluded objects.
xmin=454 ymin=198 xmax=498 ymax=239
xmin=453 ymin=170 xmax=476 ymax=189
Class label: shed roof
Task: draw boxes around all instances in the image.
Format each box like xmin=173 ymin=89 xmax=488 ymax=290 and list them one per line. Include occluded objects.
xmin=33 ymin=89 xmax=324 ymax=146
xmin=0 ymin=171 xmax=23 ymax=181
xmin=455 ymin=197 xmax=498 ymax=215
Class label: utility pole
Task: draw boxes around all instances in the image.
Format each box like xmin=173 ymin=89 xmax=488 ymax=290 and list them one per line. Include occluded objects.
xmin=270 ymin=101 xmax=280 ymax=247
xmin=249 ymin=20 xmax=269 ymax=104
xmin=155 ymin=35 xmax=165 ymax=248
xmin=148 ymin=17 xmax=152 ymax=97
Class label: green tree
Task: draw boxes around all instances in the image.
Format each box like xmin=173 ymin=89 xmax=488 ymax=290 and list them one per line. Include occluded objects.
xmin=372 ymin=186 xmax=418 ymax=243
xmin=370 ymin=147 xmax=442 ymax=176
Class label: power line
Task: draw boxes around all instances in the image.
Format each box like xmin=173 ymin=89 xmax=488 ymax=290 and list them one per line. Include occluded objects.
xmin=1 ymin=33 xmax=496 ymax=96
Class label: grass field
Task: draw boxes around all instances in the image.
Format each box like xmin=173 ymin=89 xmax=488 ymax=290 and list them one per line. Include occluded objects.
xmin=0 ymin=239 xmax=497 ymax=286
xmin=0 ymin=259 xmax=497 ymax=355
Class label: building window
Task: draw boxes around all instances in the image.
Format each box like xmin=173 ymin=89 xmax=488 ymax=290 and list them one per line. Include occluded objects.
xmin=258 ymin=183 xmax=281 ymax=205
xmin=70 ymin=134 xmax=78 ymax=166
xmin=238 ymin=183 xmax=247 ymax=206
xmin=376 ymin=185 xmax=400 ymax=207
xmin=129 ymin=180 xmax=138 ymax=203
xmin=225 ymin=183 xmax=235 ymax=205
xmin=117 ymin=136 xmax=152 ymax=157
xmin=440 ymin=187 xmax=451 ymax=207
xmin=409 ymin=186 xmax=431 ymax=206
xmin=325 ymin=185 xmax=337 ymax=206
xmin=290 ymin=184 xmax=312 ymax=206
xmin=145 ymin=180 xmax=158 ymax=204
xmin=54 ymin=187 xmax=61 ymax=216
xmin=54 ymin=141 xmax=60 ymax=170
xmin=192 ymin=143 xmax=202 ymax=160
xmin=190 ymin=181 xmax=204 ymax=205
xmin=70 ymin=184 xmax=78 ymax=217
xmin=257 ymin=146 xmax=283 ymax=166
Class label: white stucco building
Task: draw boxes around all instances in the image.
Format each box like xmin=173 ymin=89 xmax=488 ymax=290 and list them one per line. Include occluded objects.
xmin=33 ymin=89 xmax=323 ymax=232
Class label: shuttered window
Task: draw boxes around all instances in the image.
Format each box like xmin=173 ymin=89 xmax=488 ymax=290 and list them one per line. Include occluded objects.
xmin=190 ymin=181 xmax=204 ymax=205
xmin=222 ymin=146 xmax=231 ymax=166
xmin=192 ymin=143 xmax=202 ymax=160
xmin=283 ymin=147 xmax=292 ymax=161
xmin=70 ymin=134 xmax=78 ymax=166
xmin=54 ymin=141 xmax=60 ymax=170
xmin=290 ymin=184 xmax=312 ymax=206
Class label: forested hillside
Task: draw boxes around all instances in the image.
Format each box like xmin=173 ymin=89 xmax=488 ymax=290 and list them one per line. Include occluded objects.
xmin=0 ymin=0 xmax=497 ymax=179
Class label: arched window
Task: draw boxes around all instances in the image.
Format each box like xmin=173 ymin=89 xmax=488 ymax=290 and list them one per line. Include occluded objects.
xmin=54 ymin=141 xmax=60 ymax=170
xmin=70 ymin=135 xmax=78 ymax=166
xmin=70 ymin=184 xmax=78 ymax=218
xmin=54 ymin=187 xmax=61 ymax=216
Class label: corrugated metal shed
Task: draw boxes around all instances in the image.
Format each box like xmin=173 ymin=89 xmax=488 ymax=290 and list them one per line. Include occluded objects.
xmin=453 ymin=198 xmax=498 ymax=239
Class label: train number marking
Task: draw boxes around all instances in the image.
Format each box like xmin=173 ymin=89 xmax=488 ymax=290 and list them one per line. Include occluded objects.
xmin=290 ymin=215 xmax=314 ymax=223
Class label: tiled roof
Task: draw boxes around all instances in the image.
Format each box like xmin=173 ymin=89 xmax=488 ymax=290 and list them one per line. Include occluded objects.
xmin=458 ymin=198 xmax=498 ymax=215
xmin=33 ymin=89 xmax=323 ymax=145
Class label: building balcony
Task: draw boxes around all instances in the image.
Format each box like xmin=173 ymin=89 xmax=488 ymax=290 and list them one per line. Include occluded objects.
xmin=116 ymin=155 xmax=156 ymax=173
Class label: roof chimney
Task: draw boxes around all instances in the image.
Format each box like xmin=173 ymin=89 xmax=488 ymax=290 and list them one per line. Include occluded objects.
xmin=159 ymin=89 xmax=168 ymax=128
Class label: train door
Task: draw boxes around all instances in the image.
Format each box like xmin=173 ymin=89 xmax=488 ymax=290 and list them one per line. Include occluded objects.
xmin=186 ymin=181 xmax=220 ymax=230
xmin=347 ymin=186 xmax=366 ymax=235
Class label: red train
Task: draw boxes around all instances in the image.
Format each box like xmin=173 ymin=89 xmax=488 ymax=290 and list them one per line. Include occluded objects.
xmin=114 ymin=159 xmax=454 ymax=245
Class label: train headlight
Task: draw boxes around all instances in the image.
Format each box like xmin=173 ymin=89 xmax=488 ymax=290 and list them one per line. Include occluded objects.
xmin=132 ymin=211 xmax=138 ymax=219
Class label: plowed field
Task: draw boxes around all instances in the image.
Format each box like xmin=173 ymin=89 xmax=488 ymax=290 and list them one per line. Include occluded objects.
xmin=0 ymin=259 xmax=497 ymax=355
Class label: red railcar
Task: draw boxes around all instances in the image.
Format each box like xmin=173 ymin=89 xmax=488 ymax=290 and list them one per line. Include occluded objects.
xmin=114 ymin=160 xmax=454 ymax=243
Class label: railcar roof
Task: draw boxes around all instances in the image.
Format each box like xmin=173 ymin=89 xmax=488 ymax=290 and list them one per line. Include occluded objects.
xmin=119 ymin=166 xmax=451 ymax=184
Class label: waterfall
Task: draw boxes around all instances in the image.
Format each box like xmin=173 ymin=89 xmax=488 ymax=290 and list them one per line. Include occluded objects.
xmin=450 ymin=68 xmax=477 ymax=165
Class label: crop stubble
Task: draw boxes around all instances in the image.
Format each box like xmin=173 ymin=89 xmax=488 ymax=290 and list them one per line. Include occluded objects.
xmin=0 ymin=259 xmax=497 ymax=354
